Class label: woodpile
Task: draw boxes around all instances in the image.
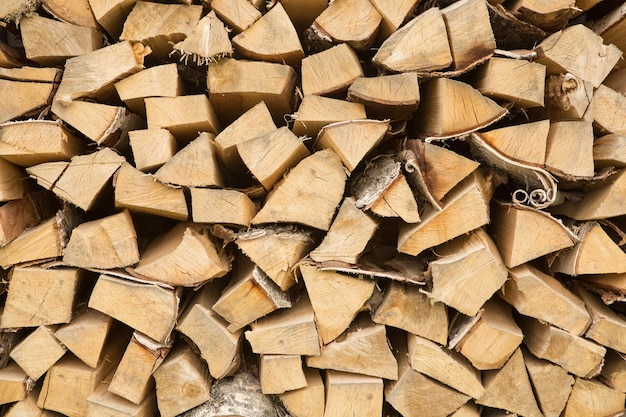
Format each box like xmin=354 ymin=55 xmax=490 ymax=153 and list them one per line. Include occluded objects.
xmin=1 ymin=0 xmax=626 ymax=416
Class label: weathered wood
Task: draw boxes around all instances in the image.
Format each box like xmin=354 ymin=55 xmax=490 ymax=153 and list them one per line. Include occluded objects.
xmin=278 ymin=367 xmax=324 ymax=417
xmin=26 ymin=162 xmax=68 ymax=191
xmin=324 ymin=370 xmax=383 ymax=417
xmin=600 ymin=350 xmax=626 ymax=393
xmin=9 ymin=325 xmax=65 ymax=381
xmin=301 ymin=43 xmax=363 ymax=96
xmin=54 ymin=309 xmax=112 ymax=369
xmin=259 ymin=354 xmax=307 ymax=394
xmin=590 ymin=4 xmax=626 ymax=69
xmin=523 ymin=349 xmax=575 ymax=417
xmin=347 ymin=73 xmax=419 ymax=120
xmin=292 ymin=94 xmax=366 ymax=138
xmin=190 ymin=188 xmax=256 ymax=227
xmin=563 ymin=377 xmax=626 ymax=417
xmin=115 ymin=64 xmax=183 ymax=117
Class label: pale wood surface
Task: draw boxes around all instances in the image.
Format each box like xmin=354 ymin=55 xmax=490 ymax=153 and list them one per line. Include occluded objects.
xmin=190 ymin=187 xmax=257 ymax=227
xmin=301 ymin=43 xmax=363 ymax=96
xmin=129 ymin=128 xmax=177 ymax=172
xmin=55 ymin=309 xmax=112 ymax=369
xmin=41 ymin=0 xmax=98 ymax=27
xmin=0 ymin=157 xmax=26 ymax=203
xmin=88 ymin=0 xmax=139 ymax=39
xmin=174 ymin=11 xmax=232 ymax=65
xmin=87 ymin=372 xmax=157 ymax=417
xmin=576 ymin=285 xmax=626 ymax=354
xmin=369 ymin=173 xmax=420 ymax=223
xmin=259 ymin=354 xmax=306 ymax=394
xmin=592 ymin=84 xmax=626 ymax=135
xmin=563 ymin=377 xmax=626 ymax=417
xmin=324 ymin=370 xmax=383 ymax=417
xmin=9 ymin=325 xmax=66 ymax=380
xmin=278 ymin=367 xmax=324 ymax=417
xmin=523 ymin=349 xmax=575 ymax=417
xmin=480 ymin=120 xmax=549 ymax=165
xmin=544 ymin=121 xmax=594 ymax=177
xmin=0 ymin=80 xmax=54 ymax=124
xmin=115 ymin=64 xmax=183 ymax=116
xmin=210 ymin=0 xmax=261 ymax=32
xmin=0 ymin=363 xmax=30 ymax=406
xmin=292 ymin=95 xmax=366 ymax=138
xmin=347 ymin=73 xmax=419 ymax=120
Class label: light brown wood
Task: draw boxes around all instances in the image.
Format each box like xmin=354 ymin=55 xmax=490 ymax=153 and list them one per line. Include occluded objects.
xmin=347 ymin=73 xmax=419 ymax=120
xmin=41 ymin=0 xmax=98 ymax=28
xmin=176 ymin=280 xmax=241 ymax=379
xmin=210 ymin=0 xmax=261 ymax=33
xmin=0 ymin=79 xmax=53 ymax=124
xmin=563 ymin=377 xmax=626 ymax=417
xmin=278 ymin=367 xmax=324 ymax=417
xmin=544 ymin=121 xmax=594 ymax=177
xmin=510 ymin=0 xmax=575 ymax=31
xmin=259 ymin=354 xmax=307 ymax=394
xmin=523 ymin=349 xmax=575 ymax=417
xmin=0 ymin=0 xmax=39 ymax=21
xmin=0 ymin=66 xmax=60 ymax=83
xmin=280 ymin=0 xmax=326 ymax=33
xmin=600 ymin=350 xmax=626 ymax=393
xmin=129 ymin=128 xmax=176 ymax=172
xmin=605 ymin=68 xmax=626 ymax=94
xmin=480 ymin=120 xmax=549 ymax=165
xmin=301 ymin=43 xmax=363 ymax=96
xmin=54 ymin=309 xmax=112 ymax=369
xmin=0 ymin=191 xmax=57 ymax=247
xmin=26 ymin=161 xmax=68 ymax=191
xmin=369 ymin=0 xmax=420 ymax=40
xmin=190 ymin=187 xmax=257 ymax=227
xmin=0 ymin=363 xmax=30 ymax=406
xmin=594 ymin=133 xmax=626 ymax=168
xmin=173 ymin=11 xmax=232 ymax=65
xmin=593 ymin=84 xmax=626 ymax=135
xmin=63 ymin=209 xmax=139 ymax=269
xmin=88 ymin=0 xmax=139 ymax=39
xmin=324 ymin=370 xmax=383 ymax=417
xmin=545 ymin=73 xmax=594 ymax=121
xmin=575 ymin=285 xmax=626 ymax=354
xmin=9 ymin=325 xmax=66 ymax=380
xmin=590 ymin=4 xmax=626 ymax=70
xmin=0 ymin=42 xmax=22 ymax=69
xmin=448 ymin=403 xmax=481 ymax=417
xmin=86 ymin=371 xmax=157 ymax=417
xmin=292 ymin=94 xmax=366 ymax=138
xmin=0 ymin=157 xmax=26 ymax=203
xmin=4 ymin=386 xmax=57 ymax=417
xmin=369 ymin=173 xmax=420 ymax=223
xmin=88 ymin=274 xmax=181 ymax=343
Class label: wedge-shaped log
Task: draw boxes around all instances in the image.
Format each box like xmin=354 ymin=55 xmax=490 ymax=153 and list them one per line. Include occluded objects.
xmin=581 ymin=273 xmax=626 ymax=299
xmin=300 ymin=263 xmax=375 ymax=344
xmin=369 ymin=173 xmax=420 ymax=223
xmin=0 ymin=191 xmax=58 ymax=247
xmin=176 ymin=280 xmax=242 ymax=379
xmin=64 ymin=209 xmax=139 ymax=269
xmin=259 ymin=354 xmax=307 ymax=395
xmin=87 ymin=372 xmax=157 ymax=417
xmin=133 ymin=222 xmax=229 ymax=287
xmin=398 ymin=171 xmax=491 ymax=256
xmin=503 ymin=264 xmax=590 ymax=335
xmin=476 ymin=348 xmax=543 ymax=417
xmin=428 ymin=228 xmax=507 ymax=317
xmin=306 ymin=316 xmax=396 ymax=380
xmin=480 ymin=120 xmax=549 ymax=165
xmin=88 ymin=274 xmax=181 ymax=344
xmin=9 ymin=325 xmax=66 ymax=381
xmin=0 ymin=364 xmax=30 ymax=406
xmin=301 ymin=43 xmax=363 ymax=96
xmin=510 ymin=0 xmax=575 ymax=31
xmin=325 ymin=370 xmax=383 ymax=417
xmin=88 ymin=0 xmax=140 ymax=39
xmin=519 ymin=316 xmax=606 ymax=378
xmin=347 ymin=73 xmax=419 ymax=120
xmin=233 ymin=3 xmax=303 ymax=65
xmin=114 ymin=162 xmax=188 ymax=221
xmin=190 ymin=188 xmax=256 ymax=227
xmin=115 ymin=64 xmax=183 ymax=117
xmin=0 ymin=66 xmax=61 ymax=83
xmin=372 ymin=280 xmax=448 ymax=345
xmin=26 ymin=161 xmax=67 ymax=191
xmin=210 ymin=0 xmax=261 ymax=32
xmin=54 ymin=309 xmax=112 ymax=369
xmin=373 ymin=7 xmax=451 ymax=73
xmin=42 ymin=0 xmax=98 ymax=28
xmin=152 ymin=343 xmax=211 ymax=417
xmin=449 ymin=298 xmax=523 ymax=370
xmin=523 ymin=350 xmax=574 ymax=417
xmin=292 ymin=95 xmax=366 ymax=138
xmin=245 ymin=294 xmax=320 ymax=356
xmin=252 ymin=149 xmax=346 ymax=231
xmin=575 ymin=286 xmax=626 ymax=354
xmin=0 ymin=158 xmax=26 ymax=203
xmin=0 ymin=80 xmax=54 ymax=124
xmin=278 ymin=367 xmax=324 ymax=417
xmin=600 ymin=350 xmax=626 ymax=393
xmin=129 ymin=128 xmax=176 ymax=172
xmin=369 ymin=0 xmax=420 ymax=39
xmin=591 ymin=3 xmax=626 ymax=69
xmin=173 ymin=11 xmax=233 ymax=65
xmin=563 ymin=377 xmax=626 ymax=417
xmin=544 ymin=121 xmax=594 ymax=177
xmin=594 ymin=133 xmax=626 ymax=168
xmin=592 ymin=84 xmax=626 ymax=135
xmin=207 ymin=58 xmax=296 ymax=124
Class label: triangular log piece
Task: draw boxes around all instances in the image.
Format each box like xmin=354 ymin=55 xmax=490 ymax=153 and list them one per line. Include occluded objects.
xmin=259 ymin=354 xmax=307 ymax=395
xmin=0 ymin=158 xmax=26 ymax=203
xmin=301 ymin=43 xmax=363 ymax=96
xmin=489 ymin=202 xmax=577 ymax=268
xmin=236 ymin=228 xmax=314 ymax=291
xmin=63 ymin=209 xmax=139 ymax=270
xmin=563 ymin=377 xmax=626 ymax=417
xmin=428 ymin=228 xmax=507 ymax=317
xmin=114 ymin=162 xmax=188 ymax=221
xmin=369 ymin=173 xmax=420 ymax=223
xmin=51 ymin=147 xmax=125 ymax=211
xmin=503 ymin=263 xmax=591 ymax=335
xmin=207 ymin=58 xmax=297 ymax=124
xmin=133 ymin=222 xmax=229 ymax=287
xmin=145 ymin=95 xmax=222 ymax=143
xmin=544 ymin=121 xmax=594 ymax=177
xmin=152 ymin=343 xmax=211 ymax=417
xmin=574 ymin=285 xmax=626 ymax=354
xmin=212 ymin=256 xmax=292 ymax=332
xmin=371 ymin=280 xmax=448 ymax=345
xmin=308 ymin=0 xmax=382 ymax=51
xmin=441 ymin=0 xmax=495 ymax=71
xmin=324 ymin=370 xmax=383 ymax=417
xmin=449 ymin=298 xmax=523 ymax=370
xmin=233 ymin=3 xmax=303 ymax=65
xmin=590 ymin=5 xmax=626 ymax=69
xmin=315 ymin=120 xmax=389 ymax=172
xmin=173 ymin=11 xmax=233 ymax=65
xmin=414 ymin=78 xmax=506 ymax=138
xmin=108 ymin=332 xmax=171 ymax=404
xmin=1 ymin=267 xmax=82 ymax=329
xmin=372 ymin=7 xmax=452 ymax=73
xmin=176 ymin=279 xmax=242 ymax=379
xmin=278 ymin=367 xmax=325 ymax=417
xmin=214 ymin=101 xmax=277 ymax=175
xmin=88 ymin=274 xmax=181 ymax=344
xmin=408 ymin=334 xmax=484 ymax=399
xmin=553 ymin=221 xmax=626 ymax=275
xmin=0 ymin=192 xmax=51 ymax=247
xmin=545 ymin=73 xmax=594 ymax=121
xmin=523 ymin=349 xmax=575 ymax=417
xmin=0 ymin=120 xmax=85 ymax=167
xmin=252 ymin=149 xmax=347 ymax=231
xmin=9 ymin=325 xmax=66 ymax=381
xmin=54 ymin=309 xmax=112 ymax=369
xmin=0 ymin=363 xmax=29 ymax=406
xmin=292 ymin=95 xmax=366 ymax=138
xmin=594 ymin=134 xmax=626 ymax=168
xmin=347 ymin=73 xmax=420 ymax=120
xmin=19 ymin=15 xmax=103 ymax=66
xmin=592 ymin=84 xmax=626 ymax=135
xmin=509 ymin=0 xmax=575 ymax=32
xmin=86 ymin=372 xmax=157 ymax=417
xmin=306 ymin=315 xmax=397 ymax=380
xmin=190 ymin=188 xmax=257 ymax=227
xmin=518 ymin=316 xmax=606 ymax=378
xmin=115 ymin=64 xmax=183 ymax=117
xmin=310 ymin=197 xmax=380 ymax=264
xmin=210 ymin=0 xmax=261 ymax=33
xmin=245 ymin=294 xmax=320 ymax=356
xmin=480 ymin=120 xmax=549 ymax=165
xmin=300 ymin=263 xmax=375 ymax=344
xmin=238 ymin=126 xmax=310 ymax=191
xmin=398 ymin=171 xmax=491 ymax=256
xmin=600 ymin=350 xmax=626 ymax=393
xmin=534 ymin=24 xmax=622 ymax=88
xmin=42 ymin=0 xmax=99 ymax=28
xmin=0 ymin=79 xmax=54 ymax=124
xmin=129 ymin=128 xmax=177 ymax=172
xmin=154 ymin=132 xmax=224 ymax=187
xmin=118 ymin=1 xmax=202 ymax=60
xmin=369 ymin=0 xmax=420 ymax=40
xmin=476 ymin=348 xmax=543 ymax=417
xmin=26 ymin=161 xmax=68 ymax=191
xmin=473 ymin=57 xmax=545 ymax=108
xmin=88 ymin=0 xmax=140 ymax=39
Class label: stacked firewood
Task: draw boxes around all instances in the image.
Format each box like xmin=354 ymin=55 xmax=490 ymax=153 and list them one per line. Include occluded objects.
xmin=0 ymin=0 xmax=625 ymax=416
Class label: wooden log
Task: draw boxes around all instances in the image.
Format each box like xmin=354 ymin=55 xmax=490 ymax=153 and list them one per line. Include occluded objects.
xmin=523 ymin=349 xmax=574 ymax=417
xmin=41 ymin=0 xmax=99 ymax=28
xmin=509 ymin=0 xmax=575 ymax=32
xmin=605 ymin=68 xmax=626 ymax=95
xmin=88 ymin=0 xmax=139 ymax=39
xmin=449 ymin=298 xmax=523 ymax=370
xmin=173 ymin=11 xmax=232 ymax=65
xmin=176 ymin=279 xmax=242 ymax=379
xmin=278 ymin=367 xmax=324 ymax=417
xmin=26 ymin=162 xmax=67 ymax=190
xmin=545 ymin=73 xmax=594 ymax=121
xmin=480 ymin=120 xmax=549 ymax=165
xmin=563 ymin=377 xmax=626 ymax=417
xmin=0 ymin=42 xmax=22 ymax=69
xmin=0 ymin=158 xmax=26 ymax=203
xmin=600 ymin=350 xmax=626 ymax=393
xmin=0 ymin=79 xmax=54 ymax=124
xmin=88 ymin=274 xmax=181 ymax=344
xmin=292 ymin=94 xmax=366 ymax=138
xmin=369 ymin=173 xmax=420 ymax=223
xmin=347 ymin=73 xmax=419 ymax=121
xmin=245 ymin=294 xmax=320 ymax=356
xmin=448 ymin=403 xmax=480 ymax=417
xmin=115 ymin=64 xmax=183 ymax=117
xmin=129 ymin=128 xmax=176 ymax=172
xmin=259 ymin=354 xmax=307 ymax=394
xmin=4 ymin=386 xmax=56 ymax=417
xmin=190 ymin=188 xmax=256 ymax=227
xmin=63 ymin=209 xmax=139 ymax=269
xmin=0 ymin=0 xmax=39 ymax=22
xmin=428 ymin=228 xmax=507 ymax=317
xmin=0 ymin=191 xmax=58 ymax=247
xmin=300 ymin=263 xmax=375 ymax=344
xmin=210 ymin=0 xmax=261 ymax=33
xmin=54 ymin=309 xmax=112 ymax=369
xmin=86 ymin=371 xmax=157 ymax=417
xmin=592 ymin=84 xmax=626 ymax=135
xmin=301 ymin=43 xmax=363 ymax=96
xmin=575 ymin=285 xmax=626 ymax=354
xmin=233 ymin=3 xmax=303 ymax=65
xmin=544 ymin=121 xmax=594 ymax=177
xmin=9 ymin=325 xmax=65 ymax=381
xmin=590 ymin=4 xmax=626 ymax=70
xmin=0 ymin=363 xmax=30 ymax=406
xmin=0 ymin=66 xmax=60 ymax=83
xmin=19 ymin=15 xmax=103 ymax=66
xmin=252 ymin=149 xmax=347 ymax=231
xmin=119 ymin=1 xmax=202 ymax=60
xmin=519 ymin=316 xmax=606 ymax=378
xmin=369 ymin=0 xmax=420 ymax=40
xmin=152 ymin=343 xmax=211 ymax=417
xmin=207 ymin=58 xmax=297 ymax=124
xmin=324 ymin=370 xmax=383 ymax=417
xmin=594 ymin=134 xmax=626 ymax=168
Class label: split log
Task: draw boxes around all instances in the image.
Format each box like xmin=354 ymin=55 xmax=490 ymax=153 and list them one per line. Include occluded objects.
xmin=0 ymin=0 xmax=39 ymax=22
xmin=347 ymin=73 xmax=420 ymax=120
xmin=0 ymin=363 xmax=30 ymax=406
xmin=509 ymin=0 xmax=575 ymax=32
xmin=600 ymin=350 xmax=626 ymax=393
xmin=4 ymin=387 xmax=53 ymax=417
xmin=26 ymin=162 xmax=67 ymax=190
xmin=54 ymin=309 xmax=112 ymax=369
xmin=594 ymin=134 xmax=626 ymax=168
xmin=0 ymin=43 xmax=22 ymax=69
xmin=258 ymin=354 xmax=306 ymax=394
xmin=301 ymin=43 xmax=363 ymax=96
xmin=590 ymin=4 xmax=626 ymax=69
xmin=41 ymin=0 xmax=99 ymax=28
xmin=86 ymin=372 xmax=157 ymax=417
xmin=173 ymin=11 xmax=232 ymax=65
xmin=369 ymin=173 xmax=420 ymax=223
xmin=88 ymin=0 xmax=139 ymax=39
xmin=369 ymin=0 xmax=420 ymax=40
xmin=575 ymin=285 xmax=626 ymax=354
xmin=480 ymin=120 xmax=549 ymax=165
xmin=0 ymin=79 xmax=54 ymax=124
xmin=605 ymin=68 xmax=626 ymax=94
xmin=129 ymin=128 xmax=177 ymax=172
xmin=280 ymin=0 xmax=326 ymax=33
xmin=592 ymin=84 xmax=626 ymax=135
xmin=0 ymin=158 xmax=27 ymax=203
xmin=563 ymin=377 xmax=626 ymax=417
xmin=9 ymin=325 xmax=66 ymax=380
xmin=523 ymin=350 xmax=575 ymax=417
xmin=544 ymin=120 xmax=594 ymax=177
xmin=0 ymin=191 xmax=58 ymax=247
xmin=291 ymin=95 xmax=366 ymax=138
xmin=210 ymin=0 xmax=261 ymax=33
xmin=324 ymin=370 xmax=383 ymax=417
xmin=545 ymin=73 xmax=593 ymax=121
xmin=190 ymin=188 xmax=256 ymax=227
xmin=278 ymin=367 xmax=324 ymax=417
